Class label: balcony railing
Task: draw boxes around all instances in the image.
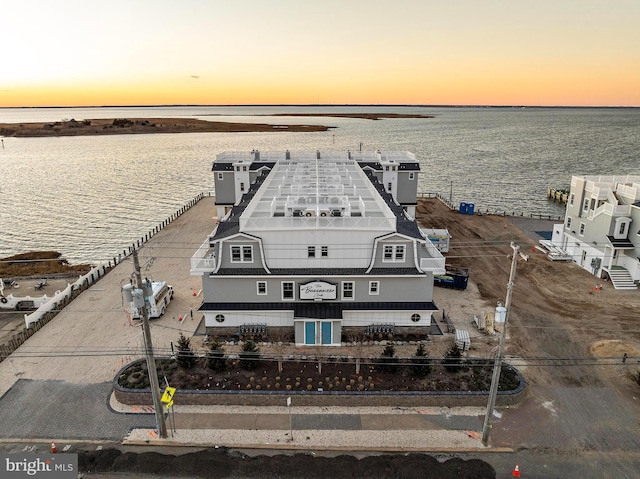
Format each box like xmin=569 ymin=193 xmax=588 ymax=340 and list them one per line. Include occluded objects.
xmin=190 ymin=239 xmax=216 ymax=274
xmin=419 ymin=242 xmax=447 ymax=274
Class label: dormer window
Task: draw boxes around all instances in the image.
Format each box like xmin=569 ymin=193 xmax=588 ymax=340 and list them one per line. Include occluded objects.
xmin=383 ymin=244 xmax=405 ymax=262
xmin=230 ymin=245 xmax=253 ymax=262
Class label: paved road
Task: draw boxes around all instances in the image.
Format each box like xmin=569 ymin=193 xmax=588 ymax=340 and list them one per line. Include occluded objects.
xmin=0 ymin=380 xmax=153 ymax=440
xmin=1 ymin=198 xmax=640 ymax=477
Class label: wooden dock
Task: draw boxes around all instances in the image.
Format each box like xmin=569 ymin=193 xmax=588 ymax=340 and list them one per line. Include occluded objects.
xmin=547 ymin=187 xmax=568 ymax=204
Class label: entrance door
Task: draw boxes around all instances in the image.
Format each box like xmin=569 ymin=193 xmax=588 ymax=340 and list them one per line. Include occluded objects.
xmin=321 ymin=321 xmax=332 ymax=345
xmin=305 ymin=321 xmax=316 ymax=345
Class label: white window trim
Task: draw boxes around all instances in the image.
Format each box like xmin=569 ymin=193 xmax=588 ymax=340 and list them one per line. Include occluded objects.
xmin=257 ymin=281 xmax=267 ymax=295
xmin=382 ymin=244 xmax=406 ymax=262
xmin=341 ymin=281 xmax=355 ymax=300
xmin=369 ymin=281 xmax=380 ymax=295
xmin=217 ymin=173 xmax=223 ymax=180
xmin=408 ymin=172 xmax=415 ymax=180
xmin=321 ymin=246 xmax=328 ymax=257
xmin=579 ymin=222 xmax=586 ymax=236
xmin=308 ymin=246 xmax=316 ymax=258
xmin=619 ymin=222 xmax=626 ymax=236
xmin=282 ymin=281 xmax=295 ymax=301
xmin=566 ymin=217 xmax=572 ymax=230
xmin=230 ymin=245 xmax=254 ymax=263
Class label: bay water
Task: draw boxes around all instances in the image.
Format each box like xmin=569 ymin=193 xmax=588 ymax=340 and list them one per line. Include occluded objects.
xmin=1 ymin=106 xmax=638 ymax=264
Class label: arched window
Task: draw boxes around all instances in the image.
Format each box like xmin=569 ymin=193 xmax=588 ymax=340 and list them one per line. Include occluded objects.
xmin=215 ymin=314 xmax=225 ymax=323
xmin=411 ymin=314 xmax=421 ymax=322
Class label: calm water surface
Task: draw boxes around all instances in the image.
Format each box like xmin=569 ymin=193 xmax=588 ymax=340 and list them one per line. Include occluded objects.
xmin=1 ymin=106 xmax=638 ymax=264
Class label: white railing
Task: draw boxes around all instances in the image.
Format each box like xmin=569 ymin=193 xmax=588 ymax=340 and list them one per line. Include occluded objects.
xmin=190 ymin=239 xmax=217 ymax=273
xmin=589 ymin=202 xmax=631 ymax=220
xmin=24 ymin=265 xmax=108 ymax=328
xmin=617 ymin=183 xmax=640 ymax=202
xmin=239 ymin=215 xmax=395 ymax=231
xmin=420 ymin=256 xmax=446 ymax=274
xmin=419 ymin=242 xmax=447 ymax=274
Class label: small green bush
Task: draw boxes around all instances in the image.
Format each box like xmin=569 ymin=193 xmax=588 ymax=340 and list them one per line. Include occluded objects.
xmin=412 ymin=343 xmax=432 ymax=377
xmin=239 ymin=340 xmax=261 ymax=370
xmin=176 ymin=333 xmax=196 ymax=369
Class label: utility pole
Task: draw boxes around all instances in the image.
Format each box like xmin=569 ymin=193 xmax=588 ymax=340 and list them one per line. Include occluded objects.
xmin=481 ymin=242 xmax=519 ymax=446
xmin=132 ymin=249 xmax=168 ymax=438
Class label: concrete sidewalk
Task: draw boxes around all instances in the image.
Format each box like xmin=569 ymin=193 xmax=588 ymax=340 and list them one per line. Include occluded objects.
xmin=115 ymin=401 xmax=499 ymax=452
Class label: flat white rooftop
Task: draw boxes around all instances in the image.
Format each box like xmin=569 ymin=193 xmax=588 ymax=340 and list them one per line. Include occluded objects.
xmin=239 ymin=151 xmax=398 ymax=232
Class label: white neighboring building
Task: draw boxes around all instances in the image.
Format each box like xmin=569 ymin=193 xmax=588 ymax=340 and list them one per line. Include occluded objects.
xmin=551 ymin=175 xmax=640 ymax=290
xmin=191 ymin=150 xmax=446 ymax=345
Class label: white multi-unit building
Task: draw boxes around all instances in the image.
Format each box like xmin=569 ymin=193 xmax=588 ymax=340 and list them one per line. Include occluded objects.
xmin=191 ymin=150 xmax=446 ymax=345
xmin=551 ymin=175 xmax=640 ymax=290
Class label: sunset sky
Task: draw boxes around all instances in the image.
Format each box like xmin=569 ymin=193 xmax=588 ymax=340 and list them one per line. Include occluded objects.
xmin=2 ymin=0 xmax=639 ymax=107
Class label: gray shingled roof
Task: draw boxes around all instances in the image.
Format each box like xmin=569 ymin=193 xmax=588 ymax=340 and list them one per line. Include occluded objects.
xmin=212 ymin=163 xmax=235 ymax=171
xmin=361 ymin=169 xmax=423 ymax=240
xmin=215 ymin=267 xmax=422 ymax=276
xmin=199 ymin=301 xmax=438 ymax=319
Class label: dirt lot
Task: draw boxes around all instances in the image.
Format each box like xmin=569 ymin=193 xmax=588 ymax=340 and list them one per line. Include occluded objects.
xmin=4 ymin=197 xmax=638 ymax=393
xmin=416 ymin=198 xmax=640 ymax=390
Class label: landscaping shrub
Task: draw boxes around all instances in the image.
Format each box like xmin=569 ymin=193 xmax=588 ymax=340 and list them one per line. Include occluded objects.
xmin=442 ymin=343 xmax=468 ymax=372
xmin=206 ymin=339 xmax=227 ymax=371
xmin=412 ymin=343 xmax=432 ymax=377
xmin=379 ymin=344 xmax=398 ymax=372
xmin=176 ymin=333 xmax=196 ymax=369
xmin=239 ymin=340 xmax=261 ymax=370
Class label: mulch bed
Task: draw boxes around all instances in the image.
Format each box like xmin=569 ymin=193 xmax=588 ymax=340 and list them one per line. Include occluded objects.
xmin=119 ymin=356 xmax=519 ymax=393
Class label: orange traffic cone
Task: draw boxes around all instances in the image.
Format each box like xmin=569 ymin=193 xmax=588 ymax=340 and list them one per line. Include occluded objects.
xmin=51 ymin=442 xmax=57 ymax=453
xmin=512 ymin=464 xmax=520 ymax=477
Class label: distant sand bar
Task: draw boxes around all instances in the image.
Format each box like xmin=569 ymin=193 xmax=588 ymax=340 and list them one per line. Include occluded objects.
xmin=0 ymin=113 xmax=431 ymax=137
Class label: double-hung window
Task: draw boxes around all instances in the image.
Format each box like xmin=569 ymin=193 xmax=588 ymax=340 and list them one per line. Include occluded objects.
xmin=342 ymin=281 xmax=354 ymax=300
xmin=369 ymin=281 xmax=380 ymax=295
xmin=282 ymin=281 xmax=294 ymax=300
xmin=383 ymin=244 xmax=405 ymax=262
xmin=257 ymin=281 xmax=267 ymax=295
xmin=230 ymin=245 xmax=253 ymax=262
